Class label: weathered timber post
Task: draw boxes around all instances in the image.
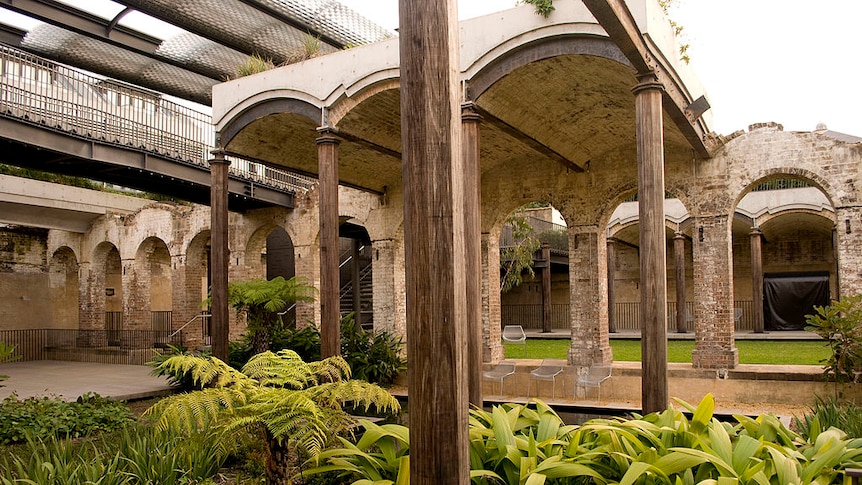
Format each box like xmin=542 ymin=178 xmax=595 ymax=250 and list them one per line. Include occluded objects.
xmin=750 ymin=227 xmax=764 ymax=333
xmin=208 ymin=149 xmax=229 ymax=360
xmin=633 ymin=74 xmax=668 ymax=414
xmin=317 ymin=129 xmax=341 ymax=358
xmin=674 ymin=232 xmax=687 ymax=333
xmin=607 ymin=237 xmax=617 ymax=333
xmin=399 ymin=0 xmax=470 ymax=482
xmin=541 ymin=242 xmax=552 ymax=333
xmin=462 ymin=102 xmax=483 ymax=407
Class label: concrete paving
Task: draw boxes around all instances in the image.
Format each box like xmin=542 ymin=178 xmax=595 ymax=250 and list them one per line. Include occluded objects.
xmin=0 ymin=360 xmax=174 ymax=402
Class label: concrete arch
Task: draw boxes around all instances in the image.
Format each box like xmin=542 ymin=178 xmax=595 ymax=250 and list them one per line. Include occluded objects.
xmin=218 ymin=96 xmax=321 ymax=147
xmin=328 ymin=77 xmax=400 ymax=127
xmin=467 ymin=34 xmax=630 ymax=101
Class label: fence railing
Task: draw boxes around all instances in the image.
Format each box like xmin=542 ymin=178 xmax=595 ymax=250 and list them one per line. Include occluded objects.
xmin=0 ymin=44 xmax=315 ymax=194
xmin=501 ymin=300 xmax=757 ymax=332
xmin=0 ymin=329 xmax=184 ymax=365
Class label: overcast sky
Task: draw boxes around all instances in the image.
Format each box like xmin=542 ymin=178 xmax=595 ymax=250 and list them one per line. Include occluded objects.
xmin=340 ymin=0 xmax=862 ymax=137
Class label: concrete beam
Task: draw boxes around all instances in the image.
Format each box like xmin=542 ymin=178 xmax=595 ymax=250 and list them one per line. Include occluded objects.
xmin=581 ymin=0 xmax=713 ymax=158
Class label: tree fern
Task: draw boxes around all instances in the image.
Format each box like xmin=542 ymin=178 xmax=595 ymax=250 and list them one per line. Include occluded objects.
xmin=146 ymin=349 xmax=399 ymax=484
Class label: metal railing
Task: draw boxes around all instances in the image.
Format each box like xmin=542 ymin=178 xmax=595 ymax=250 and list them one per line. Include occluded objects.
xmin=501 ymin=300 xmax=756 ymax=332
xmin=0 ymin=44 xmax=314 ymax=194
xmin=0 ymin=329 xmax=183 ymax=365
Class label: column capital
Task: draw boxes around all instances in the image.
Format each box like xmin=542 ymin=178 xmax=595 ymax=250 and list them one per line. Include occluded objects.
xmin=674 ymin=231 xmax=687 ymax=241
xmin=208 ymin=148 xmax=229 ymax=165
xmin=461 ymin=101 xmax=483 ymax=123
xmin=632 ymin=71 xmax=665 ymax=95
xmin=316 ymin=126 xmax=341 ymax=145
xmin=749 ymin=226 xmax=763 ymax=237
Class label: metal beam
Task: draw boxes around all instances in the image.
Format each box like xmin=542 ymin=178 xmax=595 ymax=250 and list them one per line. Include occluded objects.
xmin=2 ymin=0 xmax=161 ymax=53
xmin=0 ymin=22 xmax=25 ymax=46
xmin=581 ymin=0 xmax=713 ymax=158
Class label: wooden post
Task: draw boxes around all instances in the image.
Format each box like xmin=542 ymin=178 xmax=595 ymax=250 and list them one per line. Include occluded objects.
xmin=462 ymin=103 xmax=483 ymax=407
xmin=674 ymin=232 xmax=687 ymax=333
xmin=607 ymin=238 xmax=617 ymax=333
xmin=750 ymin=227 xmax=764 ymax=333
xmin=208 ymin=149 xmax=230 ymax=361
xmin=317 ymin=129 xmax=341 ymax=358
xmin=399 ymin=0 xmax=469 ymax=482
xmin=541 ymin=242 xmax=552 ymax=333
xmin=352 ymin=238 xmax=362 ymax=327
xmin=633 ymin=74 xmax=668 ymax=414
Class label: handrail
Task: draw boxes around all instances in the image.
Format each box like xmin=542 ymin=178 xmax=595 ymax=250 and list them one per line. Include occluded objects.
xmin=170 ymin=313 xmax=211 ymax=339
xmin=0 ymin=44 xmax=315 ymax=194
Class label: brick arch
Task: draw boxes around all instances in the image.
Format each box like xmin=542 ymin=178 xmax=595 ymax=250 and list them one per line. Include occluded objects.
xmin=244 ymin=223 xmax=284 ymax=271
xmin=466 ymin=34 xmax=630 ymax=101
xmin=731 ymin=168 xmax=836 ymax=210
xmin=49 ymin=246 xmax=79 ymax=330
xmin=132 ymin=237 xmax=172 ymax=327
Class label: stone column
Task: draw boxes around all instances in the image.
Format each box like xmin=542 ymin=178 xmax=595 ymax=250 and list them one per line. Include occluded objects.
xmin=633 ymin=75 xmax=668 ymax=413
xmin=674 ymin=232 xmax=687 ymax=333
xmin=481 ymin=232 xmax=503 ymax=362
xmin=77 ymin=261 xmax=102 ymax=331
xmin=607 ymin=238 xmax=617 ymax=334
xmin=399 ymin=0 xmax=469 ymax=478
xmin=371 ymin=238 xmax=407 ymax=340
xmin=567 ymin=227 xmax=612 ymax=367
xmin=541 ymin=242 xmax=552 ymax=333
xmin=208 ymin=150 xmax=230 ymax=360
xmin=462 ymin=103 xmax=483 ymax=406
xmin=691 ymin=215 xmax=738 ymax=369
xmin=317 ymin=129 xmax=341 ymax=358
xmin=834 ymin=206 xmax=862 ymax=297
xmin=749 ymin=227 xmax=764 ymax=333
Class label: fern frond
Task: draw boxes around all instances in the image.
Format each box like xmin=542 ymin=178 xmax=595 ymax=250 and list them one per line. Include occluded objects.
xmin=308 ymin=355 xmax=353 ymax=383
xmin=155 ymin=354 xmax=255 ymax=389
xmin=145 ymin=386 xmax=249 ymax=433
xmin=241 ymin=350 xmax=317 ymax=388
xmin=303 ymin=380 xmax=401 ymax=414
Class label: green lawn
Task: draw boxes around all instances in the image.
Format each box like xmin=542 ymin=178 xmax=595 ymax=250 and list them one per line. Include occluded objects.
xmin=503 ymin=338 xmax=830 ymax=365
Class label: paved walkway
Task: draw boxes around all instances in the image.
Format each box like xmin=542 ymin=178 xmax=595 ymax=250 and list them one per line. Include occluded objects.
xmin=0 ymin=360 xmax=174 ymax=402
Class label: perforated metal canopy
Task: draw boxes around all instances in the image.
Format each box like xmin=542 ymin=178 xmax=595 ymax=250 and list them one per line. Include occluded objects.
xmin=2 ymin=0 xmax=395 ymax=105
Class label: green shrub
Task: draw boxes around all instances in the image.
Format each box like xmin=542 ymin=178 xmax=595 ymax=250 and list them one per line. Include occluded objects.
xmin=805 ymin=295 xmax=862 ymax=383
xmin=307 ymin=394 xmax=862 ymax=484
xmin=794 ymin=395 xmax=862 ymax=440
xmin=0 ymin=392 xmax=132 ymax=444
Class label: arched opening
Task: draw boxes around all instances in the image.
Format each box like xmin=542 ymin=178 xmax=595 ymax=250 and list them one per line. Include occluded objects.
xmin=339 ymin=221 xmax=373 ymax=329
xmin=265 ymin=227 xmax=295 ymax=280
xmin=92 ymin=243 xmax=123 ymax=343
xmin=606 ymin=193 xmax=694 ymax=343
xmin=135 ymin=237 xmax=173 ymax=339
xmin=732 ymin=178 xmax=835 ymax=332
xmin=49 ymin=247 xmax=79 ymax=330
xmin=498 ymin=203 xmax=570 ymax=355
xmin=186 ymin=231 xmax=212 ymax=346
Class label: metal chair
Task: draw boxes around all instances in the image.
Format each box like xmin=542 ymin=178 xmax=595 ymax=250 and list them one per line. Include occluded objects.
xmin=528 ymin=359 xmax=565 ymax=399
xmin=502 ymin=325 xmax=527 ymax=357
xmin=576 ymin=363 xmax=613 ymax=403
xmin=483 ymin=360 xmax=516 ymax=396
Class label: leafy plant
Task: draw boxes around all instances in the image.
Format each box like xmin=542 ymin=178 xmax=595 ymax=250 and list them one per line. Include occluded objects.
xmin=0 ymin=392 xmax=133 ymax=444
xmin=146 ymin=349 xmax=400 ymax=484
xmin=794 ymin=395 xmax=862 ymax=440
xmin=501 ymin=209 xmax=541 ymax=292
xmin=227 ymin=276 xmax=316 ymax=353
xmin=307 ymin=394 xmax=862 ymax=484
xmin=519 ymin=0 xmax=555 ymax=18
xmin=0 ymin=342 xmax=19 ymax=385
xmin=805 ymin=295 xmax=862 ymax=383
xmin=285 ymin=33 xmax=323 ymax=64
xmin=234 ymin=53 xmax=276 ymax=78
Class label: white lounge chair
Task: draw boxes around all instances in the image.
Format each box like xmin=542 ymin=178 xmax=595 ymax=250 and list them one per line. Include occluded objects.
xmin=529 ymin=359 xmax=565 ymax=398
xmin=483 ymin=360 xmax=516 ymax=396
xmin=576 ymin=364 xmax=613 ymax=403
xmin=502 ymin=325 xmax=527 ymax=357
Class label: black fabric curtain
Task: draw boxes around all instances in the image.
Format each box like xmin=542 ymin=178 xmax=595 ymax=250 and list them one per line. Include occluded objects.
xmin=763 ymin=273 xmax=829 ymax=331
